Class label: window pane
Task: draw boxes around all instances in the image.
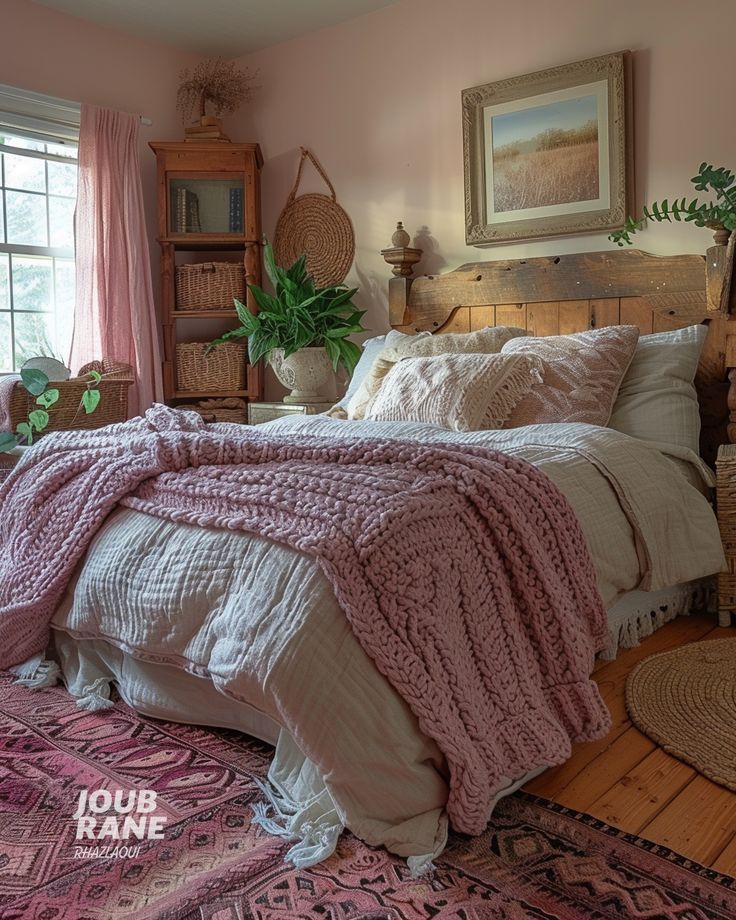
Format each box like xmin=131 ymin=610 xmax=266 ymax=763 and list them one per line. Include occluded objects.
xmin=0 ymin=135 xmax=44 ymax=152
xmin=4 ymin=152 xmax=46 ymax=192
xmin=0 ymin=313 xmax=11 ymax=373
xmin=54 ymin=259 xmax=74 ymax=363
xmin=0 ymin=192 xmax=4 ymax=244
xmin=0 ymin=253 xmax=8 ymax=309
xmin=49 ymin=195 xmax=74 ymax=248
xmin=6 ymin=190 xmax=47 ymax=246
xmin=48 ymin=159 xmax=77 ymax=198
xmin=12 ymin=255 xmax=53 ymax=311
xmin=14 ymin=311 xmax=58 ymax=368
xmin=45 ymin=141 xmax=78 ymax=159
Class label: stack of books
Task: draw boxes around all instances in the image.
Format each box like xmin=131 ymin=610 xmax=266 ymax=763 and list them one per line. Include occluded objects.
xmin=184 ymin=124 xmax=231 ymax=143
xmin=229 ymin=188 xmax=243 ymax=233
xmin=173 ymin=188 xmax=202 ymax=234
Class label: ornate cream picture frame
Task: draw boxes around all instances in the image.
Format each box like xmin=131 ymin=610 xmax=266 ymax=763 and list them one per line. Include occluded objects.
xmin=462 ymin=51 xmax=633 ymax=245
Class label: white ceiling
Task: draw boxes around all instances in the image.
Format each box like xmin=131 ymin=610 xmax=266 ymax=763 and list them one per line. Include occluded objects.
xmin=31 ymin=0 xmax=397 ymax=57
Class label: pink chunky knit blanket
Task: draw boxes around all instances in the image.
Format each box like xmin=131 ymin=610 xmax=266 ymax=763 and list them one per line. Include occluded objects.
xmin=0 ymin=406 xmax=611 ymax=835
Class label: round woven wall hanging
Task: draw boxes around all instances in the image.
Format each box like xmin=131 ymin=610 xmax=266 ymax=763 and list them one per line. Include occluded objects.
xmin=626 ymin=636 xmax=736 ymax=791
xmin=273 ymin=147 xmax=355 ymax=288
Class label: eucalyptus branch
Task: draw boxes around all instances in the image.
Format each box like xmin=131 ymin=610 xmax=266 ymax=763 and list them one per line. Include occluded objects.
xmin=610 ymin=163 xmax=736 ymax=246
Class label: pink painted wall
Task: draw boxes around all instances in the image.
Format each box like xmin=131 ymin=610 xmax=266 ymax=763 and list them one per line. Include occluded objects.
xmin=0 ymin=0 xmax=199 ymax=315
xmin=234 ymin=0 xmax=736 ymax=347
xmin=4 ymin=0 xmax=735 ymax=400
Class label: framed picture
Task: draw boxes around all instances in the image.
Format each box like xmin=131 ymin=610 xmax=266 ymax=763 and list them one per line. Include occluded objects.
xmin=462 ymin=51 xmax=633 ymax=245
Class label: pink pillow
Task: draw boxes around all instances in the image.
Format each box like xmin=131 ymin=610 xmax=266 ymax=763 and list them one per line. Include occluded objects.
xmin=501 ymin=326 xmax=640 ymax=427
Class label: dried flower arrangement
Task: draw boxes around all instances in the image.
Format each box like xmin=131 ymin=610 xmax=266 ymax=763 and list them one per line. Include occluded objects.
xmin=177 ymin=58 xmax=259 ymax=127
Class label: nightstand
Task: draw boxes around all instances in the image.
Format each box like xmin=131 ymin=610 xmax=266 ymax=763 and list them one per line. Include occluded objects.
xmin=716 ymin=443 xmax=736 ymax=625
xmin=248 ymin=401 xmax=334 ymax=425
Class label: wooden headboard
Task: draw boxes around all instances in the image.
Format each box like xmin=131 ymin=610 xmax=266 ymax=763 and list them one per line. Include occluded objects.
xmin=381 ymin=227 xmax=736 ymax=468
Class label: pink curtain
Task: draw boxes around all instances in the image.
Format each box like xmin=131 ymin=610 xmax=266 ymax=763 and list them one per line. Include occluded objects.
xmin=70 ymin=104 xmax=163 ymax=417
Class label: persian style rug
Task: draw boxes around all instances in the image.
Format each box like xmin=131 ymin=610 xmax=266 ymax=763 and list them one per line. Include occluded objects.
xmin=1 ymin=675 xmax=735 ymax=919
xmin=626 ymin=636 xmax=736 ymax=791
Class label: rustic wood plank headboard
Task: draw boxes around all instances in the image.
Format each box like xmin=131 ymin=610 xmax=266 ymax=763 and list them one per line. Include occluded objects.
xmin=382 ymin=229 xmax=736 ymax=468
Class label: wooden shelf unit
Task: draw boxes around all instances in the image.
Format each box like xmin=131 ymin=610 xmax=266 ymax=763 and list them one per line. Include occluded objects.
xmin=149 ymin=140 xmax=264 ymax=406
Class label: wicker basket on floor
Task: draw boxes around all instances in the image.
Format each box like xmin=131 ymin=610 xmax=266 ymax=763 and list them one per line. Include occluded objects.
xmin=178 ymin=398 xmax=248 ymax=424
xmin=717 ymin=443 xmax=736 ymax=623
xmin=175 ymin=262 xmax=244 ymax=311
xmin=176 ymin=342 xmax=247 ymax=392
xmin=8 ymin=358 xmax=133 ymax=434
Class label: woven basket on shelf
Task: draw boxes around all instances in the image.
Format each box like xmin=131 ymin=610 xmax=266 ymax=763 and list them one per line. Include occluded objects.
xmin=175 ymin=262 xmax=244 ymax=311
xmin=178 ymin=397 xmax=248 ymax=424
xmin=176 ymin=342 xmax=247 ymax=392
xmin=8 ymin=358 xmax=133 ymax=434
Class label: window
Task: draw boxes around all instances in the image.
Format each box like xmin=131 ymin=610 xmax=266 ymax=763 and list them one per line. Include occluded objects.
xmin=0 ymin=85 xmax=80 ymax=374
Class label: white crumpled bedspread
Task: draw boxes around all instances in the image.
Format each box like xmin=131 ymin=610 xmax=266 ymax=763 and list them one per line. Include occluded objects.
xmin=50 ymin=417 xmax=724 ymax=865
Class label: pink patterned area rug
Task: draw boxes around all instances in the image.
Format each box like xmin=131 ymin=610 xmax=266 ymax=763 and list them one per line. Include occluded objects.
xmin=1 ymin=675 xmax=735 ymax=919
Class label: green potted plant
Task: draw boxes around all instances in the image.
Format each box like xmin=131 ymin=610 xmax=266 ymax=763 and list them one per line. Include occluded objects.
xmin=209 ymin=242 xmax=366 ymax=404
xmin=609 ymin=163 xmax=736 ymax=246
xmin=0 ymin=366 xmax=104 ymax=456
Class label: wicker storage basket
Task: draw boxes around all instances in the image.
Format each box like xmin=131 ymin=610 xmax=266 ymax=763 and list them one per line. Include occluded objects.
xmin=175 ymin=262 xmax=245 ymax=311
xmin=8 ymin=358 xmax=133 ymax=435
xmin=178 ymin=398 xmax=248 ymax=424
xmin=176 ymin=342 xmax=247 ymax=392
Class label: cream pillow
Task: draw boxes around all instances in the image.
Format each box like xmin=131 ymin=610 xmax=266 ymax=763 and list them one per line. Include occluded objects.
xmin=363 ymin=352 xmax=543 ymax=432
xmin=347 ymin=326 xmax=527 ymax=420
xmin=608 ymin=324 xmax=708 ymax=455
xmin=502 ymin=325 xmax=640 ymax=427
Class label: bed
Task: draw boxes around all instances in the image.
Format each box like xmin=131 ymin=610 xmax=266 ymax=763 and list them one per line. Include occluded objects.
xmin=5 ymin=235 xmax=735 ymax=871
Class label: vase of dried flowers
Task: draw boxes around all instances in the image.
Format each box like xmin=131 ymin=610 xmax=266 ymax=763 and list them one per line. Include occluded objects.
xmin=177 ymin=58 xmax=259 ymax=141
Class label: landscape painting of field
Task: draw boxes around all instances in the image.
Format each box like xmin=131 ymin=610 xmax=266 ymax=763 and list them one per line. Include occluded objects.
xmin=490 ymin=94 xmax=600 ymax=214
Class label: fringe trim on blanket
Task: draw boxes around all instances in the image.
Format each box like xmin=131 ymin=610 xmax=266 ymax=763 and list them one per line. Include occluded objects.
xmin=601 ymin=578 xmax=713 ymax=661
xmin=75 ymin=677 xmax=114 ymax=711
xmin=251 ymin=776 xmax=444 ymax=878
xmin=10 ymin=654 xmax=61 ymax=688
xmin=251 ymin=776 xmax=344 ymax=870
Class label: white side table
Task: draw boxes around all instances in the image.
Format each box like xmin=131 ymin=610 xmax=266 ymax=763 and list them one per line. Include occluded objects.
xmin=248 ymin=401 xmax=335 ymax=425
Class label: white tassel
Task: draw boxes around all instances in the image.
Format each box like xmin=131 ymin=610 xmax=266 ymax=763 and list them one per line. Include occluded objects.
xmin=251 ymin=776 xmax=344 ymax=869
xmin=10 ymin=655 xmax=61 ymax=688
xmin=251 ymin=802 xmax=297 ymax=840
xmin=76 ymin=677 xmax=114 ymax=711
xmin=407 ymin=854 xmax=436 ymax=878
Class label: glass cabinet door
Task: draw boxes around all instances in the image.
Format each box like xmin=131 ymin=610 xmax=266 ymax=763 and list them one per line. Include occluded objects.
xmin=168 ymin=176 xmax=245 ymax=235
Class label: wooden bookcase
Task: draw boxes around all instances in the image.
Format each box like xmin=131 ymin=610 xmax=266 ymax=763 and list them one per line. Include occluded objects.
xmin=149 ymin=140 xmax=264 ymax=404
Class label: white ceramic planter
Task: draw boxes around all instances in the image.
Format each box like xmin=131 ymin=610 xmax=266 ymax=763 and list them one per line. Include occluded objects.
xmin=269 ymin=347 xmax=333 ymax=404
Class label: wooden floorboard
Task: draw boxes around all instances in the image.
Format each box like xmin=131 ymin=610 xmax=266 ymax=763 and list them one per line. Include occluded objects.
xmin=524 ymin=612 xmax=736 ymax=874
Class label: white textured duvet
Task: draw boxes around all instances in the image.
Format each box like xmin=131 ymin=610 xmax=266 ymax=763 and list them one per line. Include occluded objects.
xmin=50 ymin=417 xmax=724 ymax=864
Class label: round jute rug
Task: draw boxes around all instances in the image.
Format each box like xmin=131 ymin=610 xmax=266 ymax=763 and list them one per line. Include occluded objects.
xmin=626 ymin=636 xmax=736 ymax=791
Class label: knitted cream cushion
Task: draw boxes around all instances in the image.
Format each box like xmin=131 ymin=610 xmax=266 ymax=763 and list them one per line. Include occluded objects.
xmin=347 ymin=326 xmax=527 ymax=420
xmin=501 ymin=325 xmax=640 ymax=428
xmin=363 ymin=352 xmax=543 ymax=432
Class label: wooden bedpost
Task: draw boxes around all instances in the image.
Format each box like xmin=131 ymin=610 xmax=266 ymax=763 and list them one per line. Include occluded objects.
xmin=707 ymin=228 xmax=735 ymax=315
xmin=381 ymin=222 xmax=421 ymax=327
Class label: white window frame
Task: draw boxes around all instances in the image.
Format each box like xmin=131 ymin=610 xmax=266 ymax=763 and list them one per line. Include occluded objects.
xmin=0 ymin=85 xmax=80 ymax=373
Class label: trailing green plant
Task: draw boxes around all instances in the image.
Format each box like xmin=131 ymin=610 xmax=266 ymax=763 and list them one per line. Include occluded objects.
xmin=610 ymin=163 xmax=736 ymax=246
xmin=208 ymin=243 xmax=366 ymax=376
xmin=0 ymin=367 xmax=103 ymax=454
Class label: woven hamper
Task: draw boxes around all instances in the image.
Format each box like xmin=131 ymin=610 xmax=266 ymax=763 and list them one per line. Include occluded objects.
xmin=176 ymin=342 xmax=247 ymax=392
xmin=175 ymin=262 xmax=244 ymax=311
xmin=717 ymin=443 xmax=736 ymax=625
xmin=8 ymin=358 xmax=133 ymax=435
